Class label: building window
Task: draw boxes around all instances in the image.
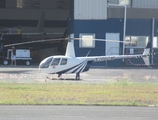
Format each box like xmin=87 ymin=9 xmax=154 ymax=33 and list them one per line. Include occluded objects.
xmin=0 ymin=0 xmax=5 ymax=8
xmin=79 ymin=34 xmax=95 ymax=48
xmin=125 ymin=36 xmax=149 ymax=48
xmin=17 ymin=0 xmax=40 ymax=9
xmin=153 ymin=37 xmax=158 ymax=48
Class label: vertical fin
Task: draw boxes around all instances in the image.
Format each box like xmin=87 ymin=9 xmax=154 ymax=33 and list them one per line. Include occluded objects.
xmin=142 ymin=48 xmax=150 ymax=66
xmin=142 ymin=42 xmax=151 ymax=66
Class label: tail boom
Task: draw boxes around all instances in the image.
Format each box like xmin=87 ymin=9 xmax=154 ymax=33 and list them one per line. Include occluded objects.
xmin=82 ymin=48 xmax=150 ymax=66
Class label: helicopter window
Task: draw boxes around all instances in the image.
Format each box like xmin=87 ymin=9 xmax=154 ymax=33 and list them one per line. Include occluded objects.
xmin=40 ymin=57 xmax=53 ymax=68
xmin=51 ymin=58 xmax=60 ymax=66
xmin=60 ymin=58 xmax=67 ymax=65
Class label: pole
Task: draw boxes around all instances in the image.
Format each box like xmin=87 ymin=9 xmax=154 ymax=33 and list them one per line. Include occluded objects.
xmin=123 ymin=5 xmax=126 ymax=60
xmin=151 ymin=18 xmax=155 ymax=65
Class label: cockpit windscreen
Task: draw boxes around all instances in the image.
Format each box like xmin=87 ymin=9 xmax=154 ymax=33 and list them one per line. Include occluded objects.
xmin=39 ymin=57 xmax=53 ymax=68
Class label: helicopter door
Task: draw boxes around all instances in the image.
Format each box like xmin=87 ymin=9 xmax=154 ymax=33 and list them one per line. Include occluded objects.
xmin=51 ymin=58 xmax=61 ymax=66
xmin=60 ymin=58 xmax=67 ymax=65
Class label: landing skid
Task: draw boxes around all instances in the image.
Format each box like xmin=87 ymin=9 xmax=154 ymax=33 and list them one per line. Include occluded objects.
xmin=45 ymin=73 xmax=81 ymax=81
xmin=46 ymin=77 xmax=64 ymax=80
xmin=45 ymin=76 xmax=81 ymax=81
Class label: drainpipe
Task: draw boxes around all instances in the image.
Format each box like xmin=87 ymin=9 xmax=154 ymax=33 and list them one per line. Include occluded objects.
xmin=151 ymin=18 xmax=155 ymax=65
xmin=123 ymin=5 xmax=127 ymax=59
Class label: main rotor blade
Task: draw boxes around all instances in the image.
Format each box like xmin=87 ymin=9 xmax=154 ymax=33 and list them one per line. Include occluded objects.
xmin=4 ymin=37 xmax=131 ymax=47
xmin=74 ymin=38 xmax=131 ymax=43
xmin=4 ymin=38 xmax=68 ymax=47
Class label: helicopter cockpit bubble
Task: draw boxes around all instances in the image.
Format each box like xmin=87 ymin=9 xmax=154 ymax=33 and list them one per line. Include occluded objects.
xmin=39 ymin=56 xmax=53 ymax=68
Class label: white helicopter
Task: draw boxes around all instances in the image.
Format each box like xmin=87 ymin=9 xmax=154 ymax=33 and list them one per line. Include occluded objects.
xmin=38 ymin=38 xmax=150 ymax=80
xmin=5 ymin=37 xmax=150 ymax=80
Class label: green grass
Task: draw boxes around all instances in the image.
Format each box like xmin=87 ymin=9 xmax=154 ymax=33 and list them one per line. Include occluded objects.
xmin=0 ymin=81 xmax=158 ymax=106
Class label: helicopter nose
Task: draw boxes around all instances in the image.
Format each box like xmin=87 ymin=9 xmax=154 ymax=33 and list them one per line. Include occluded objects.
xmin=38 ymin=65 xmax=47 ymax=74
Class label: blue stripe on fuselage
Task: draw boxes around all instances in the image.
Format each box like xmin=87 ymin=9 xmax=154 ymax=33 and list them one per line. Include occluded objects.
xmin=54 ymin=61 xmax=85 ymax=74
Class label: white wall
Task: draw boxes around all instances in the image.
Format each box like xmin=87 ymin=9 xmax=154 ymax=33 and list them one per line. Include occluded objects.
xmin=132 ymin=0 xmax=158 ymax=9
xmin=109 ymin=0 xmax=158 ymax=9
xmin=74 ymin=0 xmax=107 ymax=20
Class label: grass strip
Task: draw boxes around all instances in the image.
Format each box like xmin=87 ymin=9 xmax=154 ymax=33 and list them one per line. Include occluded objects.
xmin=0 ymin=81 xmax=158 ymax=106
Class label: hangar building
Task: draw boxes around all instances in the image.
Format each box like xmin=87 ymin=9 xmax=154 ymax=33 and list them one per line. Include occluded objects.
xmin=0 ymin=0 xmax=158 ymax=66
xmin=0 ymin=0 xmax=70 ymax=62
xmin=70 ymin=0 xmax=158 ymax=67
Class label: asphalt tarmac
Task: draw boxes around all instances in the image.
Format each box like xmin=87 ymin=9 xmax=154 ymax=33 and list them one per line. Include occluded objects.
xmin=0 ymin=105 xmax=158 ymax=120
xmin=0 ymin=65 xmax=158 ymax=120
xmin=0 ymin=65 xmax=158 ymax=84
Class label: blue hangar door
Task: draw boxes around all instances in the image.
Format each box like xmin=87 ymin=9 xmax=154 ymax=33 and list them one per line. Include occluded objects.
xmin=105 ymin=33 xmax=121 ymax=66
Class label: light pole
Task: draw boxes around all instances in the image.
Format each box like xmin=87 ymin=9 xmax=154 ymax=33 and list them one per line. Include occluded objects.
xmin=107 ymin=4 xmax=127 ymax=57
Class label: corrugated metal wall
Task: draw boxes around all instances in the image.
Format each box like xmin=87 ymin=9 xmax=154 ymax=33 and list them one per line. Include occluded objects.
xmin=74 ymin=0 xmax=107 ymax=20
xmin=107 ymin=0 xmax=118 ymax=4
xmin=132 ymin=0 xmax=158 ymax=9
xmin=109 ymin=0 xmax=158 ymax=9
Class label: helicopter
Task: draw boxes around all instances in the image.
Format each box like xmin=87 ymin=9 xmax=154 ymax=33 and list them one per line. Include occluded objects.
xmin=38 ymin=39 xmax=150 ymax=80
xmin=5 ymin=37 xmax=150 ymax=80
